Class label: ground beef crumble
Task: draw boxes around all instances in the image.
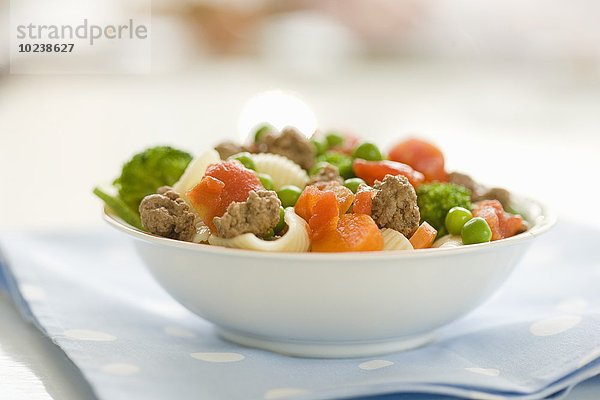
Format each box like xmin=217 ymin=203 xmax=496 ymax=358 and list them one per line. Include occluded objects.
xmin=448 ymin=171 xmax=512 ymax=207
xmin=139 ymin=186 xmax=196 ymax=241
xmin=213 ymin=190 xmax=281 ymax=239
xmin=370 ymin=175 xmax=420 ymax=237
xmin=308 ymin=163 xmax=343 ymax=185
xmin=256 ymin=127 xmax=316 ymax=170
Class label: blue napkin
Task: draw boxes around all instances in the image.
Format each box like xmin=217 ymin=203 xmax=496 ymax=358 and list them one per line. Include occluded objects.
xmin=0 ymin=222 xmax=599 ymax=400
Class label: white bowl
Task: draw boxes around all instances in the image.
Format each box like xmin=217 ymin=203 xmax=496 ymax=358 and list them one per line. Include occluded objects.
xmin=104 ymin=196 xmax=555 ymax=358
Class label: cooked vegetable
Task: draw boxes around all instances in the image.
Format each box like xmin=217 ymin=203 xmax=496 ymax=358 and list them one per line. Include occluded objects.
xmin=352 ymin=159 xmax=424 ymax=187
xmin=309 ymin=161 xmax=331 ymax=177
xmin=277 ymin=185 xmax=303 ymax=207
xmin=187 ymin=161 xmax=262 ymax=232
xmin=173 ymin=149 xmax=220 ymax=195
xmin=445 ymin=206 xmax=473 ymax=235
xmin=416 ymin=183 xmax=471 ymax=233
xmin=316 ymin=151 xmax=354 ymax=179
xmin=343 ymin=177 xmax=366 ymax=193
xmin=461 ymin=217 xmax=492 ymax=244
xmin=93 ymin=187 xmax=143 ymax=230
xmin=472 ymin=200 xmax=523 ymax=240
xmin=388 ymin=138 xmax=447 ymax=182
xmin=352 ymin=142 xmax=383 ymax=161
xmin=353 ymin=185 xmax=375 ymax=215
xmin=409 ymin=222 xmax=437 ymax=249
xmin=228 ymin=152 xmax=256 ymax=170
xmin=112 ymin=146 xmax=192 ymax=212
xmin=311 ymin=139 xmax=327 ymax=156
xmin=274 ymin=206 xmax=286 ymax=233
xmin=325 ymin=132 xmax=344 ymax=148
xmin=253 ymin=123 xmax=275 ymax=143
xmin=257 ymin=173 xmax=274 ymax=190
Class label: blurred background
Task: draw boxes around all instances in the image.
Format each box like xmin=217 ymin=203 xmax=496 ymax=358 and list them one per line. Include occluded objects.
xmin=0 ymin=0 xmax=599 ymax=229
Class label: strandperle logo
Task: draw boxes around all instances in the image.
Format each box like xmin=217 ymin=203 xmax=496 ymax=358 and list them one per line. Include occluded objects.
xmin=16 ymin=19 xmax=148 ymax=45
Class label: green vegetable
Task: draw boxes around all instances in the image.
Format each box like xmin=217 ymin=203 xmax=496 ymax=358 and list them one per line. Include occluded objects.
xmin=93 ymin=187 xmax=143 ymax=230
xmin=112 ymin=146 xmax=192 ymax=213
xmin=262 ymin=228 xmax=275 ymax=240
xmin=309 ymin=161 xmax=331 ymax=177
xmin=254 ymin=123 xmax=275 ymax=142
xmin=257 ymin=173 xmax=274 ymax=190
xmin=445 ymin=206 xmax=473 ymax=235
xmin=228 ymin=152 xmax=256 ymax=170
xmin=343 ymin=178 xmax=366 ymax=194
xmin=461 ymin=217 xmax=492 ymax=245
xmin=352 ymin=142 xmax=383 ymax=161
xmin=316 ymin=151 xmax=354 ymax=179
xmin=311 ymin=139 xmax=327 ymax=156
xmin=325 ymin=132 xmax=344 ymax=148
xmin=274 ymin=206 xmax=286 ymax=233
xmin=416 ymin=183 xmax=471 ymax=233
xmin=277 ymin=185 xmax=303 ymax=207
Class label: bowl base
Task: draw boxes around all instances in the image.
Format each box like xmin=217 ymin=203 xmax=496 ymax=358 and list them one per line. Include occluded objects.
xmin=218 ymin=329 xmax=436 ymax=358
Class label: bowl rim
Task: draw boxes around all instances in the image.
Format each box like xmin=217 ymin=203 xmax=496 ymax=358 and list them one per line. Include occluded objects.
xmin=103 ymin=195 xmax=556 ymax=261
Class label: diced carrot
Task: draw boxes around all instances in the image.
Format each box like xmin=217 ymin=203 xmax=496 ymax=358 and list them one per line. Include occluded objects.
xmin=409 ymin=222 xmax=438 ymax=249
xmin=308 ymin=191 xmax=339 ymax=240
xmin=311 ymin=214 xmax=384 ymax=252
xmin=353 ymin=185 xmax=375 ymax=215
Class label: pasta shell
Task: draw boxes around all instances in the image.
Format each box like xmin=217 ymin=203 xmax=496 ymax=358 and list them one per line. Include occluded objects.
xmin=173 ymin=149 xmax=220 ymax=195
xmin=253 ymin=153 xmax=308 ymax=190
xmin=381 ymin=228 xmax=414 ymax=251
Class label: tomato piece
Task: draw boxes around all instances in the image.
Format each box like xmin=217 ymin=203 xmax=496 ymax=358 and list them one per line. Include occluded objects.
xmin=409 ymin=222 xmax=438 ymax=249
xmin=187 ymin=161 xmax=262 ymax=232
xmin=352 ymin=159 xmax=424 ymax=187
xmin=353 ymin=185 xmax=376 ymax=215
xmin=308 ymin=191 xmax=339 ymax=240
xmin=472 ymin=200 xmax=524 ymax=240
xmin=388 ymin=138 xmax=447 ymax=182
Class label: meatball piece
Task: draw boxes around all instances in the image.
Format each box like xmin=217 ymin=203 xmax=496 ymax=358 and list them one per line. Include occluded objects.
xmin=213 ymin=190 xmax=281 ymax=239
xmin=448 ymin=171 xmax=511 ymax=207
xmin=139 ymin=186 xmax=196 ymax=241
xmin=371 ymin=175 xmax=420 ymax=237
xmin=308 ymin=163 xmax=343 ymax=185
xmin=256 ymin=127 xmax=316 ymax=170
xmin=215 ymin=141 xmax=248 ymax=160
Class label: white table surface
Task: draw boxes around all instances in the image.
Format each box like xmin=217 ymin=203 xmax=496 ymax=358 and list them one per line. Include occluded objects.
xmin=0 ymin=60 xmax=598 ymax=399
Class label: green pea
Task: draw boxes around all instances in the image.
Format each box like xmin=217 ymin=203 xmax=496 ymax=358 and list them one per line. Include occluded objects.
xmin=352 ymin=142 xmax=383 ymax=161
xmin=274 ymin=206 xmax=286 ymax=233
xmin=309 ymin=161 xmax=331 ymax=177
xmin=253 ymin=124 xmax=274 ymax=142
xmin=325 ymin=132 xmax=344 ymax=148
xmin=277 ymin=185 xmax=303 ymax=207
xmin=461 ymin=217 xmax=492 ymax=245
xmin=445 ymin=206 xmax=473 ymax=235
xmin=262 ymin=228 xmax=275 ymax=240
xmin=257 ymin=173 xmax=274 ymax=190
xmin=311 ymin=139 xmax=327 ymax=156
xmin=317 ymin=151 xmax=354 ymax=179
xmin=343 ymin=178 xmax=366 ymax=193
xmin=228 ymin=152 xmax=256 ymax=170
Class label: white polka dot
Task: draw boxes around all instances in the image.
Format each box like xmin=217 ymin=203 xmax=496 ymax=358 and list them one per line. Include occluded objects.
xmin=358 ymin=360 xmax=394 ymax=370
xmin=556 ymin=297 xmax=589 ymax=313
xmin=19 ymin=284 xmax=46 ymax=301
xmin=101 ymin=363 xmax=140 ymax=375
xmin=264 ymin=388 xmax=309 ymax=399
xmin=163 ymin=325 xmax=196 ymax=338
xmin=190 ymin=352 xmax=245 ymax=362
xmin=63 ymin=329 xmax=117 ymax=342
xmin=529 ymin=315 xmax=582 ymax=336
xmin=466 ymin=391 xmax=505 ymax=400
xmin=577 ymin=347 xmax=600 ymax=369
xmin=465 ymin=367 xmax=500 ymax=377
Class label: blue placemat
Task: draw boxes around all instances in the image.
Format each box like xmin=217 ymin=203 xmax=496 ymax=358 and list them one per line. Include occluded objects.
xmin=0 ymin=222 xmax=599 ymax=400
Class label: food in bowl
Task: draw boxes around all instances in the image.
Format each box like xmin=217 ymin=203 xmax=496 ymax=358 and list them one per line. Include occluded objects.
xmin=94 ymin=126 xmax=528 ymax=253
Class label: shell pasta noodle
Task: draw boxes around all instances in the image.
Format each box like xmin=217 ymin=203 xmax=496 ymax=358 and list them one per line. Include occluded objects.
xmin=253 ymin=153 xmax=309 ymax=190
xmin=208 ymin=208 xmax=310 ymax=252
xmin=173 ymin=149 xmax=220 ymax=195
xmin=381 ymin=228 xmax=414 ymax=251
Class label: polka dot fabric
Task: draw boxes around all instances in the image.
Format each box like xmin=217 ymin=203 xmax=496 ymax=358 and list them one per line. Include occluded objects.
xmin=0 ymin=222 xmax=599 ymax=400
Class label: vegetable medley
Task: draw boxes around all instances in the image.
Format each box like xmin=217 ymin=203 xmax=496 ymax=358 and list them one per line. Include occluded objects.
xmin=94 ymin=126 xmax=527 ymax=253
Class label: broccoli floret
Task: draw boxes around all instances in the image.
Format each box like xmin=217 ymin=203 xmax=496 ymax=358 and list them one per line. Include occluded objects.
xmin=416 ymin=183 xmax=471 ymax=233
xmin=94 ymin=146 xmax=192 ymax=227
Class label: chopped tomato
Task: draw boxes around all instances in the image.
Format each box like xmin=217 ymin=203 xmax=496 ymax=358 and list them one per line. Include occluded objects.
xmin=472 ymin=200 xmax=524 ymax=240
xmin=352 ymin=159 xmax=424 ymax=187
xmin=353 ymin=185 xmax=376 ymax=215
xmin=388 ymin=138 xmax=447 ymax=182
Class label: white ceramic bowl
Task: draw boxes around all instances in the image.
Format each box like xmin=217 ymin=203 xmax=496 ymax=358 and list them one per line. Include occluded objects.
xmin=104 ymin=195 xmax=555 ymax=358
